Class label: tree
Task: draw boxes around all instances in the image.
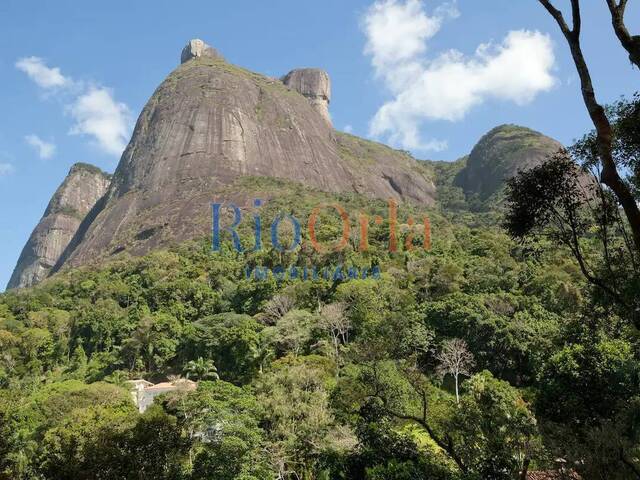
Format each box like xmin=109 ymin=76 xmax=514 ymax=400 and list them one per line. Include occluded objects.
xmin=0 ymin=381 xmax=137 ymax=479
xmin=262 ymin=294 xmax=295 ymax=325
xmin=445 ymin=371 xmax=539 ymax=480
xmin=537 ymin=0 xmax=640 ymax=253
xmin=118 ymin=405 xmax=187 ymax=480
xmin=27 ymin=309 xmax=71 ymax=363
xmin=18 ymin=328 xmax=54 ymax=373
xmin=121 ymin=312 xmax=181 ymax=373
xmin=538 ymin=337 xmax=637 ymax=424
xmin=37 ymin=405 xmax=136 ymax=480
xmin=504 ymin=151 xmax=639 ymax=323
xmin=573 ymin=93 xmax=640 ymax=200
xmin=436 ymin=338 xmax=475 ymax=404
xmin=345 ymin=400 xmax=454 ymax=480
xmin=346 ymin=360 xmax=470 ymax=474
xmin=189 ymin=313 xmax=261 ymax=383
xmin=71 ymin=299 xmax=130 ymax=355
xmin=184 ymin=357 xmax=219 ymax=381
xmin=255 ymin=357 xmax=347 ymax=479
xmin=163 ymin=381 xmax=272 ymax=480
xmin=262 ymin=310 xmax=316 ymax=357
xmin=320 ymin=302 xmax=351 ymax=362
xmin=69 ymin=343 xmax=88 ymax=376
xmin=104 ymin=370 xmax=130 ymax=387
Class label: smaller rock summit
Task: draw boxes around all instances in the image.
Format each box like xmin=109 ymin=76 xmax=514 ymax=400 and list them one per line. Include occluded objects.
xmin=180 ymin=38 xmax=222 ymax=64
xmin=282 ymin=68 xmax=332 ymax=125
xmin=454 ymin=124 xmax=564 ymax=201
xmin=7 ymin=163 xmax=111 ymax=290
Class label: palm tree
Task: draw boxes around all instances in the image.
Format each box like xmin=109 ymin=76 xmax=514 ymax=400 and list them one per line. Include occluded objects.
xmin=183 ymin=357 xmax=219 ymax=381
xmin=122 ymin=316 xmax=156 ymax=372
xmin=105 ymin=370 xmax=130 ymax=387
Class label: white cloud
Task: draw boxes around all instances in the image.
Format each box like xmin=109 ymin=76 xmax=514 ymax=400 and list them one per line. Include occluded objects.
xmin=363 ymin=0 xmax=451 ymax=74
xmin=16 ymin=57 xmax=131 ymax=157
xmin=15 ymin=56 xmax=71 ymax=89
xmin=363 ymin=0 xmax=556 ymax=151
xmin=363 ymin=0 xmax=459 ymax=77
xmin=68 ymin=87 xmax=132 ymax=156
xmin=344 ymin=124 xmax=354 ymax=133
xmin=0 ymin=163 xmax=15 ymax=176
xmin=25 ymin=134 xmax=56 ymax=160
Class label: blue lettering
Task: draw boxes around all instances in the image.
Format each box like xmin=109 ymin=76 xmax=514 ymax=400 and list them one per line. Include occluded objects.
xmin=271 ymin=214 xmax=301 ymax=252
xmin=212 ymin=202 xmax=243 ymax=252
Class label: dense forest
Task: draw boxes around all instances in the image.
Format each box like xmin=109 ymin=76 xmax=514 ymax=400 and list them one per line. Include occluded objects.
xmin=0 ymin=157 xmax=638 ymax=479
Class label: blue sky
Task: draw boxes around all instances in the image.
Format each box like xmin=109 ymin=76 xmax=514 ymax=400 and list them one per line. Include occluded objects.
xmin=0 ymin=0 xmax=637 ymax=290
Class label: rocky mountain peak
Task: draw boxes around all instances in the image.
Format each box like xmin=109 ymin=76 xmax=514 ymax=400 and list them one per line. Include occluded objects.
xmin=180 ymin=38 xmax=223 ymax=64
xmin=282 ymin=68 xmax=331 ymax=125
xmin=43 ymin=46 xmax=435 ymax=272
xmin=7 ymin=163 xmax=111 ymax=289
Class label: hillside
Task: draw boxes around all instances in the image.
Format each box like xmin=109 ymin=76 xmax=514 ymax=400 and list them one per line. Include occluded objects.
xmin=2 ymin=52 xmax=637 ymax=478
xmin=5 ymin=0 xmax=640 ymax=470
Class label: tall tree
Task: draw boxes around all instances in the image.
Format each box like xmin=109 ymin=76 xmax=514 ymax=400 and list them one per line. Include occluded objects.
xmin=537 ymin=0 xmax=640 ymax=253
xmin=320 ymin=302 xmax=351 ymax=362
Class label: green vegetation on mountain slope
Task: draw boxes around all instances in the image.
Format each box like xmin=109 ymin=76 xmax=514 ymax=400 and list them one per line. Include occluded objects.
xmin=1 ymin=177 xmax=637 ymax=480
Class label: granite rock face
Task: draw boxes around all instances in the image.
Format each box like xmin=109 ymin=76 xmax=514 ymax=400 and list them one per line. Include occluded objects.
xmin=454 ymin=124 xmax=564 ymax=201
xmin=282 ymin=68 xmax=331 ymax=125
xmin=50 ymin=44 xmax=435 ymax=271
xmin=7 ymin=163 xmax=111 ymax=289
xmin=180 ymin=38 xmax=222 ymax=64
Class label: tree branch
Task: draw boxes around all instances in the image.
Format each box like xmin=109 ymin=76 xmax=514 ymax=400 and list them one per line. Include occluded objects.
xmin=620 ymin=448 xmax=640 ymax=480
xmin=520 ymin=457 xmax=531 ymax=480
xmin=365 ymin=360 xmax=469 ymax=474
xmin=537 ymin=0 xmax=572 ymax=36
xmin=570 ymin=0 xmax=581 ymax=35
xmin=383 ymin=406 xmax=468 ymax=473
xmin=538 ymin=0 xmax=640 ymax=254
xmin=606 ymin=0 xmax=640 ymax=68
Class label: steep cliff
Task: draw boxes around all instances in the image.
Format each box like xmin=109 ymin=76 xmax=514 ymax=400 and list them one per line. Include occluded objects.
xmin=454 ymin=124 xmax=563 ymax=201
xmin=51 ymin=39 xmax=436 ymax=271
xmin=7 ymin=163 xmax=111 ymax=289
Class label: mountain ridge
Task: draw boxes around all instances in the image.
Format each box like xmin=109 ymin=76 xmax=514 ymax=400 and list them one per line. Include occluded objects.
xmin=49 ymin=40 xmax=438 ymax=275
xmin=8 ymin=41 xmax=565 ymax=290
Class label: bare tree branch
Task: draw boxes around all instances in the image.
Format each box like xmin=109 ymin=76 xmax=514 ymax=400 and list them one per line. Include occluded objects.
xmin=436 ymin=339 xmax=475 ymax=404
xmin=571 ymin=0 xmax=581 ymax=35
xmin=538 ymin=0 xmax=572 ymax=36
